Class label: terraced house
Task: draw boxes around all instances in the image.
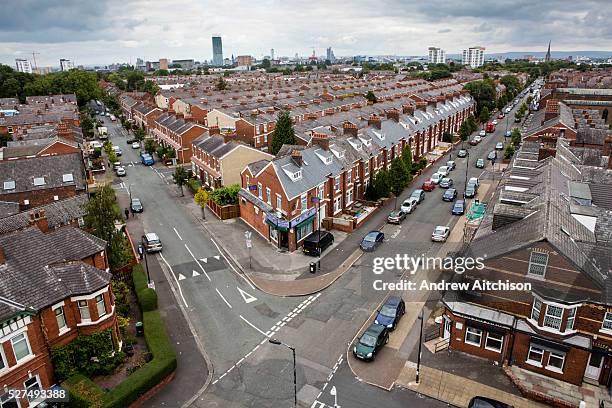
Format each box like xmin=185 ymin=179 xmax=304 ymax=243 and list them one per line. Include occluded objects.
xmin=239 ymin=92 xmax=475 ymax=251
xmin=149 ymin=112 xmax=207 ymax=164
xmin=441 ymin=139 xmax=612 ymax=402
xmin=0 ymin=211 xmax=118 ymax=408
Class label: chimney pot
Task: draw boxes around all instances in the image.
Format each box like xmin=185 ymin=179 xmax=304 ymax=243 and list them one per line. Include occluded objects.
xmin=29 ymin=209 xmax=49 ymax=233
xmin=291 ymin=150 xmax=303 ymax=167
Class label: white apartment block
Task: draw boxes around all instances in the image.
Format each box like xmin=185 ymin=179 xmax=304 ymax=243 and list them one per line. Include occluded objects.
xmin=60 ymin=59 xmax=74 ymax=71
xmin=15 ymin=58 xmax=32 ymax=73
xmin=428 ymin=47 xmax=446 ymax=64
xmin=462 ymin=47 xmax=485 ymax=68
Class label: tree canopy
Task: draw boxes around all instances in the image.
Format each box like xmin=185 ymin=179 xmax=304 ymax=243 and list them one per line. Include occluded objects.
xmin=270 ymin=110 xmax=296 ymax=155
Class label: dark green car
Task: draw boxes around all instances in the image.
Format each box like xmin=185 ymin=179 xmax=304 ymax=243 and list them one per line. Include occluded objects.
xmin=352 ymin=324 xmax=389 ymax=361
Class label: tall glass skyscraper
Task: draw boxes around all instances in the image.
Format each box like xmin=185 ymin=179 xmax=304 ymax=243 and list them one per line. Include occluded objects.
xmin=212 ymin=36 xmax=223 ymax=66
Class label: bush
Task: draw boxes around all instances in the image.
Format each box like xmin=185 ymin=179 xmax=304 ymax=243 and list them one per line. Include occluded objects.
xmin=187 ymin=178 xmax=200 ymax=193
xmin=62 ymin=374 xmax=104 ymax=408
xmin=139 ymin=288 xmax=158 ymax=312
xmin=504 ymin=144 xmax=515 ymax=159
xmin=209 ymin=184 xmax=240 ymax=206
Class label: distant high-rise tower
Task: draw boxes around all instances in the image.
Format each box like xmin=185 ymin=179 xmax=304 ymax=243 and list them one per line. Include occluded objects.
xmin=428 ymin=47 xmax=446 ymax=64
xmin=59 ymin=58 xmax=74 ymax=71
xmin=212 ymin=36 xmax=223 ymax=66
xmin=462 ymin=46 xmax=485 ymax=68
xmin=326 ymin=47 xmax=336 ymax=63
xmin=545 ymin=41 xmax=551 ymax=62
xmin=271 ymin=48 xmax=275 ymax=60
xmin=15 ymin=58 xmax=33 ymax=73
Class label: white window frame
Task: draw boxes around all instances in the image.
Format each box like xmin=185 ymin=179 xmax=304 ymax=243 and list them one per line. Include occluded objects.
xmin=0 ymin=390 xmax=19 ymax=407
xmin=464 ymin=327 xmax=482 ymax=347
xmin=257 ymin=183 xmax=262 ymax=200
xmin=78 ymin=299 xmax=91 ymax=322
xmin=33 ymin=177 xmax=45 ymax=186
xmin=484 ymin=332 xmax=504 ymax=353
xmin=10 ymin=332 xmax=32 ymax=363
xmin=246 ymin=175 xmax=250 ymax=189
xmin=364 ymin=161 xmax=369 ymax=177
xmin=24 ymin=375 xmax=42 ymax=404
xmin=346 ymin=189 xmax=353 ymax=205
xmin=546 ymin=351 xmax=565 ymax=373
xmin=543 ymin=304 xmax=563 ymax=331
xmin=0 ymin=342 xmax=6 ymax=373
xmin=62 ymin=173 xmax=74 ymax=183
xmin=347 ymin=170 xmax=352 ymax=185
xmin=334 ymin=176 xmax=340 ymax=191
xmin=531 ymin=298 xmax=542 ymax=322
xmin=526 ymin=345 xmax=544 ymax=367
xmin=266 ymin=187 xmax=272 ymax=205
xmin=276 ymin=194 xmax=282 ymax=210
xmin=317 ymin=184 xmax=324 ymax=200
xmin=3 ymin=180 xmax=15 ymax=191
xmin=300 ymin=194 xmax=307 ymax=212
xmin=566 ymin=307 xmax=577 ymax=331
xmin=528 ymin=251 xmax=549 ymax=278
xmin=96 ymin=294 xmax=107 ymax=318
xmin=54 ymin=304 xmax=68 ymax=334
xmin=602 ymin=312 xmax=612 ymax=332
xmin=333 ymin=196 xmax=342 ymax=214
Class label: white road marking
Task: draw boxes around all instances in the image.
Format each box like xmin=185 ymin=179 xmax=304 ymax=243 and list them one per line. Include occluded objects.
xmin=239 ymin=315 xmax=270 ymax=337
xmin=159 ymin=253 xmax=188 ymax=307
xmin=192 ymin=270 xmax=200 ymax=277
xmin=178 ymin=273 xmax=186 ymax=281
xmin=237 ymin=287 xmax=258 ymax=304
xmin=209 ymin=237 xmax=256 ymax=290
xmin=215 ymin=288 xmax=232 ymax=309
xmin=200 ymin=258 xmax=207 ymax=263
xmin=184 ymin=243 xmax=211 ymax=281
xmin=173 ymin=227 xmax=183 ymax=240
xmin=213 ymin=255 xmax=220 ymax=260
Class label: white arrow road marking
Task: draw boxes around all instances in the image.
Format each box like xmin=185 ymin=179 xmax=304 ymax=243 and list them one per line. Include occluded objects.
xmin=200 ymin=258 xmax=207 ymax=263
xmin=237 ymin=287 xmax=258 ymax=304
xmin=178 ymin=273 xmax=186 ymax=281
xmin=215 ymin=288 xmax=232 ymax=309
xmin=192 ymin=270 xmax=200 ymax=277
xmin=214 ymin=255 xmax=220 ymax=260
xmin=184 ymin=244 xmax=211 ymax=281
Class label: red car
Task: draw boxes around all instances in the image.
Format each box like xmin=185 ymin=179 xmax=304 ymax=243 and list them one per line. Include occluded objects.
xmin=422 ymin=180 xmax=436 ymax=191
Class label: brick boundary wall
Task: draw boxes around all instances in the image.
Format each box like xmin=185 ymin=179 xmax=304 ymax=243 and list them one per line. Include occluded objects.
xmin=128 ymin=371 xmax=176 ymax=408
xmin=503 ymin=367 xmax=578 ymax=408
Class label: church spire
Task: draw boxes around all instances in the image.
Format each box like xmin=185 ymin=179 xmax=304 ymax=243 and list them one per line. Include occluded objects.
xmin=545 ymin=41 xmax=551 ymax=62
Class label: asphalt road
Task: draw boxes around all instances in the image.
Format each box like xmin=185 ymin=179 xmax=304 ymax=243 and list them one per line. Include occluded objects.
xmin=97 ymin=92 xmax=527 ymax=408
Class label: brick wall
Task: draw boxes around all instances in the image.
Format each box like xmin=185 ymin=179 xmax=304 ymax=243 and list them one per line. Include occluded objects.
xmin=1 ymin=185 xmax=82 ymax=210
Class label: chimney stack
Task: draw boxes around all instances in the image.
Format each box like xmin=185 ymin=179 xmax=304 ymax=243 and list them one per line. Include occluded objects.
xmin=312 ymin=132 xmax=330 ymax=150
xmin=544 ymin=100 xmax=559 ymax=122
xmin=402 ymin=104 xmax=415 ymax=116
xmin=343 ymin=122 xmax=358 ymax=137
xmin=416 ymin=101 xmax=428 ymax=112
xmin=209 ymin=126 xmax=220 ymax=136
xmin=385 ymin=109 xmax=400 ymax=122
xmin=291 ymin=150 xmax=303 ymax=167
xmin=29 ymin=209 xmax=49 ymax=233
xmin=0 ymin=247 xmax=4 ymax=264
xmin=367 ymin=115 xmax=382 ymax=129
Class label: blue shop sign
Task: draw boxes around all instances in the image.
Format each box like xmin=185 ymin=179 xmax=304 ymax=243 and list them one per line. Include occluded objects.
xmin=290 ymin=207 xmax=317 ymax=228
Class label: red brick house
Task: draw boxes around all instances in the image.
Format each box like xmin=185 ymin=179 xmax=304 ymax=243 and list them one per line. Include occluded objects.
xmin=149 ymin=112 xmax=207 ymax=164
xmin=441 ymin=139 xmax=612 ymax=393
xmin=0 ymin=213 xmax=118 ymax=408
xmin=132 ymin=103 xmax=162 ymax=131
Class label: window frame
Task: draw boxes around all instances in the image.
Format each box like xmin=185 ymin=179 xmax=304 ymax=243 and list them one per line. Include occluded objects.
xmin=566 ymin=307 xmax=577 ymax=331
xmin=528 ymin=251 xmax=549 ymax=278
xmin=602 ymin=312 xmax=612 ymax=331
xmin=24 ymin=375 xmax=42 ymax=404
xmin=464 ymin=326 xmax=482 ymax=347
xmin=10 ymin=332 xmax=32 ymax=363
xmin=78 ymin=299 xmax=91 ymax=321
xmin=266 ymin=187 xmax=272 ymax=205
xmin=546 ymin=351 xmax=565 ymax=373
xmin=526 ymin=345 xmax=544 ymax=366
xmin=95 ymin=294 xmax=107 ymax=318
xmin=334 ymin=176 xmax=340 ymax=191
xmin=543 ymin=304 xmax=563 ymax=331
xmin=276 ymin=194 xmax=282 ymax=210
xmin=0 ymin=391 xmax=19 ymax=408
xmin=257 ymin=182 xmax=262 ymax=200
xmin=54 ymin=305 xmax=67 ymax=331
xmin=0 ymin=343 xmax=6 ymax=372
xmin=531 ymin=298 xmax=542 ymax=322
xmin=484 ymin=332 xmax=504 ymax=353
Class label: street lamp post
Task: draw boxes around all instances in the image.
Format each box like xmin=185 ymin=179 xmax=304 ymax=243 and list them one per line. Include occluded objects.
xmin=463 ymin=151 xmax=470 ymax=198
xmin=416 ymin=308 xmax=424 ymax=384
xmin=312 ymin=196 xmax=321 ymax=270
xmin=269 ymin=339 xmax=297 ymax=408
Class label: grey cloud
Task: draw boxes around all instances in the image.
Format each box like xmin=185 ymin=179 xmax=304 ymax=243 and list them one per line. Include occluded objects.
xmin=438 ymin=29 xmax=452 ymax=33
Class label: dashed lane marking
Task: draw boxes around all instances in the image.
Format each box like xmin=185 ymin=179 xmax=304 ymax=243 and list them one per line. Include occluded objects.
xmin=173 ymin=227 xmax=183 ymax=241
xmin=215 ymin=288 xmax=232 ymax=309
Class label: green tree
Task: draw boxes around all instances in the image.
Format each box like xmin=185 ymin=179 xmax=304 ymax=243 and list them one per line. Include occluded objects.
xmin=459 ymin=121 xmax=471 ymax=142
xmin=0 ymin=133 xmax=12 ymax=147
xmin=85 ymin=184 xmax=121 ymax=243
xmin=401 ymin=147 xmax=413 ymax=184
xmin=511 ymin=128 xmax=522 ymax=146
xmin=500 ymin=75 xmax=521 ymax=95
xmin=270 ymin=110 xmax=296 ymax=155
xmin=215 ymin=77 xmax=228 ymax=91
xmin=374 ymin=169 xmax=391 ymax=198
xmin=144 ymin=139 xmax=157 ymax=155
xmin=442 ymin=131 xmax=453 ymax=143
xmin=504 ymin=144 xmax=515 ymax=159
xmin=389 ymin=158 xmax=408 ymax=199
xmin=365 ymin=90 xmax=377 ymax=103
xmin=479 ymin=106 xmax=490 ymax=123
xmin=172 ymin=166 xmax=189 ymax=196
xmin=261 ymin=59 xmax=271 ymax=69
xmin=194 ymin=188 xmax=210 ymax=219
xmin=133 ymin=127 xmax=146 ymax=142
xmin=464 ymin=80 xmax=496 ymax=117
xmin=466 ymin=115 xmax=478 ymax=133
xmin=2 ymin=77 xmax=21 ymax=97
xmin=107 ymin=229 xmax=132 ymax=271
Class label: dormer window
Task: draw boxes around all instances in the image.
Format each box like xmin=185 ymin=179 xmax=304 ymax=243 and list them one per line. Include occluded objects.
xmin=291 ymin=170 xmax=302 ymax=181
xmin=528 ymin=251 xmax=548 ymax=278
xmin=372 ymin=131 xmax=385 ymax=141
xmin=3 ymin=180 xmax=15 ymax=190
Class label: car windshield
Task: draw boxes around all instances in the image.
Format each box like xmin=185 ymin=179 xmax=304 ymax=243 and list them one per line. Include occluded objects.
xmin=359 ymin=333 xmax=377 ymax=347
xmin=364 ymin=233 xmax=378 ymax=242
xmin=434 ymin=227 xmax=446 ymax=235
xmin=442 ymin=178 xmax=450 ymax=183
xmin=380 ymin=305 xmax=396 ymax=318
xmin=389 ymin=211 xmax=400 ymax=217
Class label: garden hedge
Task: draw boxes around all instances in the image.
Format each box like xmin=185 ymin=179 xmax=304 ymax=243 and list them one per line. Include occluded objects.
xmin=62 ymin=264 xmax=177 ymax=407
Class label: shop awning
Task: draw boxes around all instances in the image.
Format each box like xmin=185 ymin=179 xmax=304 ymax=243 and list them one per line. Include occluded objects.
xmin=293 ymin=214 xmax=316 ymax=229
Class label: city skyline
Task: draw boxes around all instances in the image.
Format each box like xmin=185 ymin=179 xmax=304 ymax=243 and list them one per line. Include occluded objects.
xmin=2 ymin=0 xmax=611 ymax=66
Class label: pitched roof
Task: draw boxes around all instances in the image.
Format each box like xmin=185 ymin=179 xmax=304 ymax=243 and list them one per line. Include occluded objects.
xmin=0 ymin=195 xmax=88 ymax=234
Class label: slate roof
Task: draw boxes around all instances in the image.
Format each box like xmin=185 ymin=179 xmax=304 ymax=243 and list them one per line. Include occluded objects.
xmin=0 ymin=226 xmax=108 ymax=321
xmin=0 ymin=195 xmax=88 ymax=234
xmin=0 ymin=153 xmax=86 ymax=197
xmin=0 ymin=201 xmax=20 ymax=218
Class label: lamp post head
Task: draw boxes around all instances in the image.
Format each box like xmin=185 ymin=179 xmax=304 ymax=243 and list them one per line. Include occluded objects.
xmin=269 ymin=338 xmax=281 ymax=346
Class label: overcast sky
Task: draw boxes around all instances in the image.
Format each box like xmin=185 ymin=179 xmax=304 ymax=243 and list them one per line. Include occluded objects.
xmin=1 ymin=0 xmax=611 ymax=67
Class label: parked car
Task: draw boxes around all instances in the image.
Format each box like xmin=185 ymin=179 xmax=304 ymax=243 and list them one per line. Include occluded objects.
xmin=422 ymin=180 xmax=436 ymax=191
xmin=131 ymin=198 xmax=143 ymax=213
xmin=115 ymin=166 xmax=126 ymax=177
xmin=90 ymin=140 xmax=103 ymax=149
xmin=360 ymin=231 xmax=385 ymax=252
xmin=468 ymin=396 xmax=514 ymax=408
xmin=514 ymin=116 xmax=521 ymax=123
xmin=495 ymin=142 xmax=504 ymax=151
xmin=492 ymin=119 xmax=498 ymax=125
xmin=457 ymin=149 xmax=468 ymax=158
xmin=470 ymin=136 xmax=482 ymax=146
xmin=479 ymin=130 xmax=486 ymax=137
xmin=439 ymin=178 xmax=453 ymax=188
xmin=374 ymin=296 xmax=406 ymax=330
xmin=430 ymin=172 xmax=443 ymax=184
xmin=446 ymin=160 xmax=456 ymax=171
xmin=387 ymin=209 xmax=407 ymax=225
xmin=141 ymin=232 xmax=162 ymax=253
xmin=409 ymin=190 xmax=425 ymax=204
xmin=141 ymin=153 xmax=154 ymax=166
xmin=505 ymin=130 xmax=511 ymax=137
xmin=131 ymin=141 xmax=141 ymax=149
xmin=400 ymin=198 xmax=418 ymax=214
xmin=504 ymin=107 xmax=511 ymax=114
xmin=352 ymin=324 xmax=389 ymax=361
xmin=126 ymin=138 xmax=137 ymax=144
xmin=442 ymin=188 xmax=457 ymax=202
xmin=112 ymin=145 xmax=123 ymax=156
xmin=437 ymin=166 xmax=449 ymax=177
xmin=464 ymin=183 xmax=478 ymax=198
xmin=487 ymin=151 xmax=497 ymax=161
xmin=302 ymin=231 xmax=334 ymax=256
xmin=475 ymin=158 xmax=485 ymax=168
xmin=452 ymin=200 xmax=465 ymax=215
xmin=431 ymin=225 xmax=450 ymax=242
xmin=468 ymin=177 xmax=480 ymax=187
xmin=112 ymin=161 xmax=122 ymax=170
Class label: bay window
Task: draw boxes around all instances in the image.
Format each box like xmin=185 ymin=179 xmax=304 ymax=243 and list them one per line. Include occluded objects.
xmin=96 ymin=294 xmax=107 ymax=317
xmin=531 ymin=298 xmax=542 ymax=322
xmin=11 ymin=332 xmax=32 ymax=362
xmin=602 ymin=312 xmax=612 ymax=331
xmin=78 ymin=299 xmax=90 ymax=321
xmin=55 ymin=306 xmax=67 ymax=331
xmin=543 ymin=305 xmax=563 ymax=330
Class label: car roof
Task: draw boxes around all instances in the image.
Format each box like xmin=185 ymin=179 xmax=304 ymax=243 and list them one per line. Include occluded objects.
xmin=412 ymin=189 xmax=423 ymax=194
xmin=445 ymin=188 xmax=456 ymax=193
xmin=132 ymin=197 xmax=141 ymax=202
xmin=365 ymin=323 xmax=385 ymax=336
xmin=366 ymin=230 xmax=381 ymax=236
xmin=384 ymin=296 xmax=402 ymax=307
xmin=304 ymin=230 xmax=330 ymax=242
xmin=145 ymin=232 xmax=159 ymax=240
xmin=455 ymin=199 xmax=465 ymax=204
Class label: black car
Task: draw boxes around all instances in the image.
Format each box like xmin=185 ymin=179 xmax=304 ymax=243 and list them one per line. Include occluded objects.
xmin=468 ymin=396 xmax=514 ymax=408
xmin=360 ymin=231 xmax=384 ymax=252
xmin=464 ymin=183 xmax=478 ymax=198
xmin=442 ymin=188 xmax=457 ymax=202
xmin=353 ymin=324 xmax=389 ymax=361
xmin=487 ymin=151 xmax=497 ymax=161
xmin=131 ymin=198 xmax=143 ymax=213
xmin=302 ymin=231 xmax=334 ymax=256
xmin=374 ymin=296 xmax=406 ymax=330
xmin=126 ymin=138 xmax=138 ymax=144
xmin=452 ymin=199 xmax=465 ymax=215
xmin=457 ymin=149 xmax=468 ymax=158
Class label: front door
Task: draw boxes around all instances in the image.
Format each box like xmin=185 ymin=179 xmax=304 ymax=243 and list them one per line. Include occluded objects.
xmin=279 ymin=231 xmax=289 ymax=250
xmin=443 ymin=316 xmax=452 ymax=340
xmin=585 ymin=353 xmax=604 ymax=381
